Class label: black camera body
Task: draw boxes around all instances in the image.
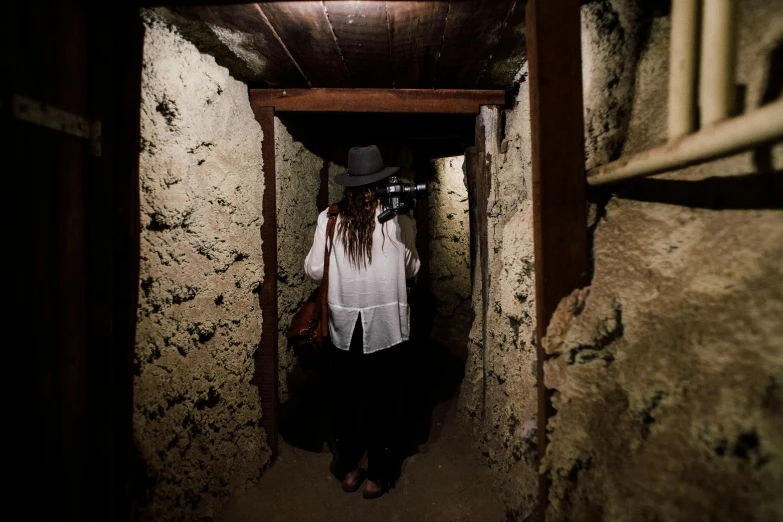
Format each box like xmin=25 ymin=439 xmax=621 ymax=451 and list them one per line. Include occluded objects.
xmin=376 ymin=175 xmax=428 ymax=223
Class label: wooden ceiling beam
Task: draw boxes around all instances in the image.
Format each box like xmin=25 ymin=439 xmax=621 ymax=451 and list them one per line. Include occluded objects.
xmin=250 ymin=88 xmax=505 ymax=113
xmin=386 ymin=1 xmax=449 ymax=88
xmin=175 ymin=5 xmax=308 ymax=87
xmin=323 ymin=1 xmax=393 ymax=87
xmin=258 ymin=2 xmax=351 ymax=87
xmin=478 ymin=0 xmax=527 ymax=88
xmin=435 ymin=0 xmax=518 ymax=88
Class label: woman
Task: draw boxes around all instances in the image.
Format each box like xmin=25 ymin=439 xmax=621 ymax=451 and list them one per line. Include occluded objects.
xmin=305 ymin=145 xmax=421 ymax=499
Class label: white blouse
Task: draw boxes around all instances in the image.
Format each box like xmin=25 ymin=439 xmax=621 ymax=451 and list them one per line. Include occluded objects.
xmin=304 ymin=205 xmax=421 ymax=353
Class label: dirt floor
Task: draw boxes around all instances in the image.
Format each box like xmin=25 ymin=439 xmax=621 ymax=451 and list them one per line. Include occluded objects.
xmin=217 ymin=398 xmax=506 ymax=522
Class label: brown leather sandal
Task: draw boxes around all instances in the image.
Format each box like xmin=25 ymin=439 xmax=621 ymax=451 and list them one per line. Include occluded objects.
xmin=362 ymin=479 xmax=388 ymax=500
xmin=342 ymin=468 xmax=367 ymax=493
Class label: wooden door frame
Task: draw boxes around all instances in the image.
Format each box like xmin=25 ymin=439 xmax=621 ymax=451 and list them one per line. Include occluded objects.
xmin=251 ymin=89 xmax=505 ymax=460
xmin=251 ymin=27 xmax=591 ymax=515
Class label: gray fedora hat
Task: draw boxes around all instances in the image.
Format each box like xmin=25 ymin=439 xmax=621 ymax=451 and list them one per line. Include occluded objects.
xmin=334 ymin=145 xmax=399 ymax=187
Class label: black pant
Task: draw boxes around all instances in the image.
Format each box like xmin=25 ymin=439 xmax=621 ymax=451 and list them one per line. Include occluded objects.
xmin=329 ymin=317 xmax=410 ymax=485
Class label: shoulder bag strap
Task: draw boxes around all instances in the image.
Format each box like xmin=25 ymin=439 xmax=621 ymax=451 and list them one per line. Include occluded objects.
xmin=317 ymin=203 xmax=341 ymax=337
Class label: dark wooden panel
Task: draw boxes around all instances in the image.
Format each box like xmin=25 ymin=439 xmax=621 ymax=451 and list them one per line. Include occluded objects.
xmin=6 ymin=3 xmax=58 ymax=515
xmin=435 ymin=0 xmax=517 ymax=88
xmin=253 ymin=106 xmax=279 ymax=458
xmin=526 ymin=0 xmax=588 ymax=512
xmin=178 ymin=4 xmax=308 ymax=87
xmin=478 ymin=0 xmax=527 ymax=89
xmin=8 ymin=0 xmax=91 ymax=517
xmin=86 ymin=5 xmax=144 ymax=520
xmin=9 ymin=1 xmax=144 ymax=518
xmin=324 ymin=0 xmax=393 ymax=87
xmin=259 ymin=2 xmax=351 ymax=87
xmin=385 ymin=1 xmax=449 ymax=88
xmin=51 ymin=1 xmax=90 ymax=518
xmin=250 ymin=88 xmax=506 ymax=113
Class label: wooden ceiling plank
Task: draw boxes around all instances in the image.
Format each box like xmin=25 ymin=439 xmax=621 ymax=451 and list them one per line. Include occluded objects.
xmin=478 ymin=0 xmax=527 ymax=89
xmin=258 ymin=2 xmax=351 ymax=88
xmin=249 ymin=88 xmax=505 ymax=113
xmin=177 ymin=4 xmax=308 ymax=87
xmin=435 ymin=0 xmax=517 ymax=88
xmin=324 ymin=1 xmax=393 ymax=87
xmin=385 ymin=1 xmax=449 ymax=88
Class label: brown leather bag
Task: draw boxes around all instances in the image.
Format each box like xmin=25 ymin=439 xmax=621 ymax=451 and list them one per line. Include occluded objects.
xmin=286 ymin=204 xmax=340 ymax=368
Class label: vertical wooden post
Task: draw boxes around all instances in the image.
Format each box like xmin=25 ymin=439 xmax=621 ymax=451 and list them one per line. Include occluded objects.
xmin=474 ymin=115 xmax=489 ymax=414
xmin=526 ymin=0 xmax=589 ymax=513
xmin=474 ymin=106 xmax=501 ymax=416
xmin=254 ymin=106 xmax=279 ymax=459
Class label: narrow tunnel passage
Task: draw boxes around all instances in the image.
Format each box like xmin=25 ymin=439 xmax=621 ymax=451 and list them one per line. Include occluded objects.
xmin=270 ymin=112 xmax=489 ymax=519
xmin=131 ymin=13 xmax=540 ymax=517
xmin=19 ymin=0 xmax=777 ymax=520
xmin=241 ymin=146 xmax=500 ymax=522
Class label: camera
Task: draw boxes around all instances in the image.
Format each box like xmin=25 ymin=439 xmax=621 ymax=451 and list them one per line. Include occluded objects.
xmin=376 ymin=175 xmax=428 ymax=223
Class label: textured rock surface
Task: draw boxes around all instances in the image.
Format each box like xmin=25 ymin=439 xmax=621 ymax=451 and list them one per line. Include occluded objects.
xmin=328 ymin=162 xmax=345 ymax=206
xmin=543 ymin=200 xmax=783 ymax=522
xmin=543 ymin=0 xmax=783 ymax=520
xmin=581 ymin=0 xmax=644 ymax=169
xmin=428 ymin=156 xmax=472 ymax=349
xmin=275 ymin=118 xmax=322 ymax=401
xmin=456 ymin=0 xmax=648 ymax=512
xmin=458 ymin=74 xmax=539 ymax=520
xmin=134 ymin=15 xmax=269 ymax=520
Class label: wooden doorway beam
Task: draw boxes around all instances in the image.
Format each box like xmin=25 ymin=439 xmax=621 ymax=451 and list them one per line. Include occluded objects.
xmin=252 ymin=105 xmax=279 ymax=459
xmin=526 ymin=0 xmax=589 ymax=514
xmin=473 ymin=106 xmax=501 ymax=417
xmin=250 ymin=88 xmax=505 ymax=114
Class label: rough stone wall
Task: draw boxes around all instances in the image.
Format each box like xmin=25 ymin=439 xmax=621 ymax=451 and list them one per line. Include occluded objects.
xmin=275 ymin=118 xmax=322 ymax=401
xmin=456 ymin=1 xmax=653 ymax=517
xmin=581 ymin=0 xmax=644 ymax=169
xmin=458 ymin=75 xmax=539 ymax=520
xmin=134 ymin=15 xmax=268 ymax=520
xmin=428 ymin=156 xmax=472 ymax=349
xmin=328 ymin=162 xmax=345 ymax=206
xmin=543 ymin=0 xmax=783 ymax=520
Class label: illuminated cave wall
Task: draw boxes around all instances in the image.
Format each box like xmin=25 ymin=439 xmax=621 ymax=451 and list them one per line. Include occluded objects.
xmin=457 ymin=0 xmax=651 ymax=518
xmin=134 ymin=14 xmax=268 ymax=520
xmin=458 ymin=77 xmax=539 ymax=520
xmin=543 ymin=0 xmax=783 ymax=520
xmin=428 ymin=156 xmax=472 ymax=351
xmin=275 ymin=117 xmax=322 ymax=402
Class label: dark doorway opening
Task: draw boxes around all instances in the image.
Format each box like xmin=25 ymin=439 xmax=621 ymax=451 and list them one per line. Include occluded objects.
xmin=273 ymin=111 xmax=475 ymax=476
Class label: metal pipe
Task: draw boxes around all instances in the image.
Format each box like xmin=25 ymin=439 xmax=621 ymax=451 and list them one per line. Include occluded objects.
xmin=699 ymin=0 xmax=737 ymax=125
xmin=668 ymin=0 xmax=699 ymax=138
xmin=587 ymin=98 xmax=783 ymax=185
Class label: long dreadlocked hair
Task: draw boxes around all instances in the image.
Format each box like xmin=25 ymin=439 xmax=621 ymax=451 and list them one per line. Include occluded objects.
xmin=337 ymin=181 xmax=388 ymax=269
